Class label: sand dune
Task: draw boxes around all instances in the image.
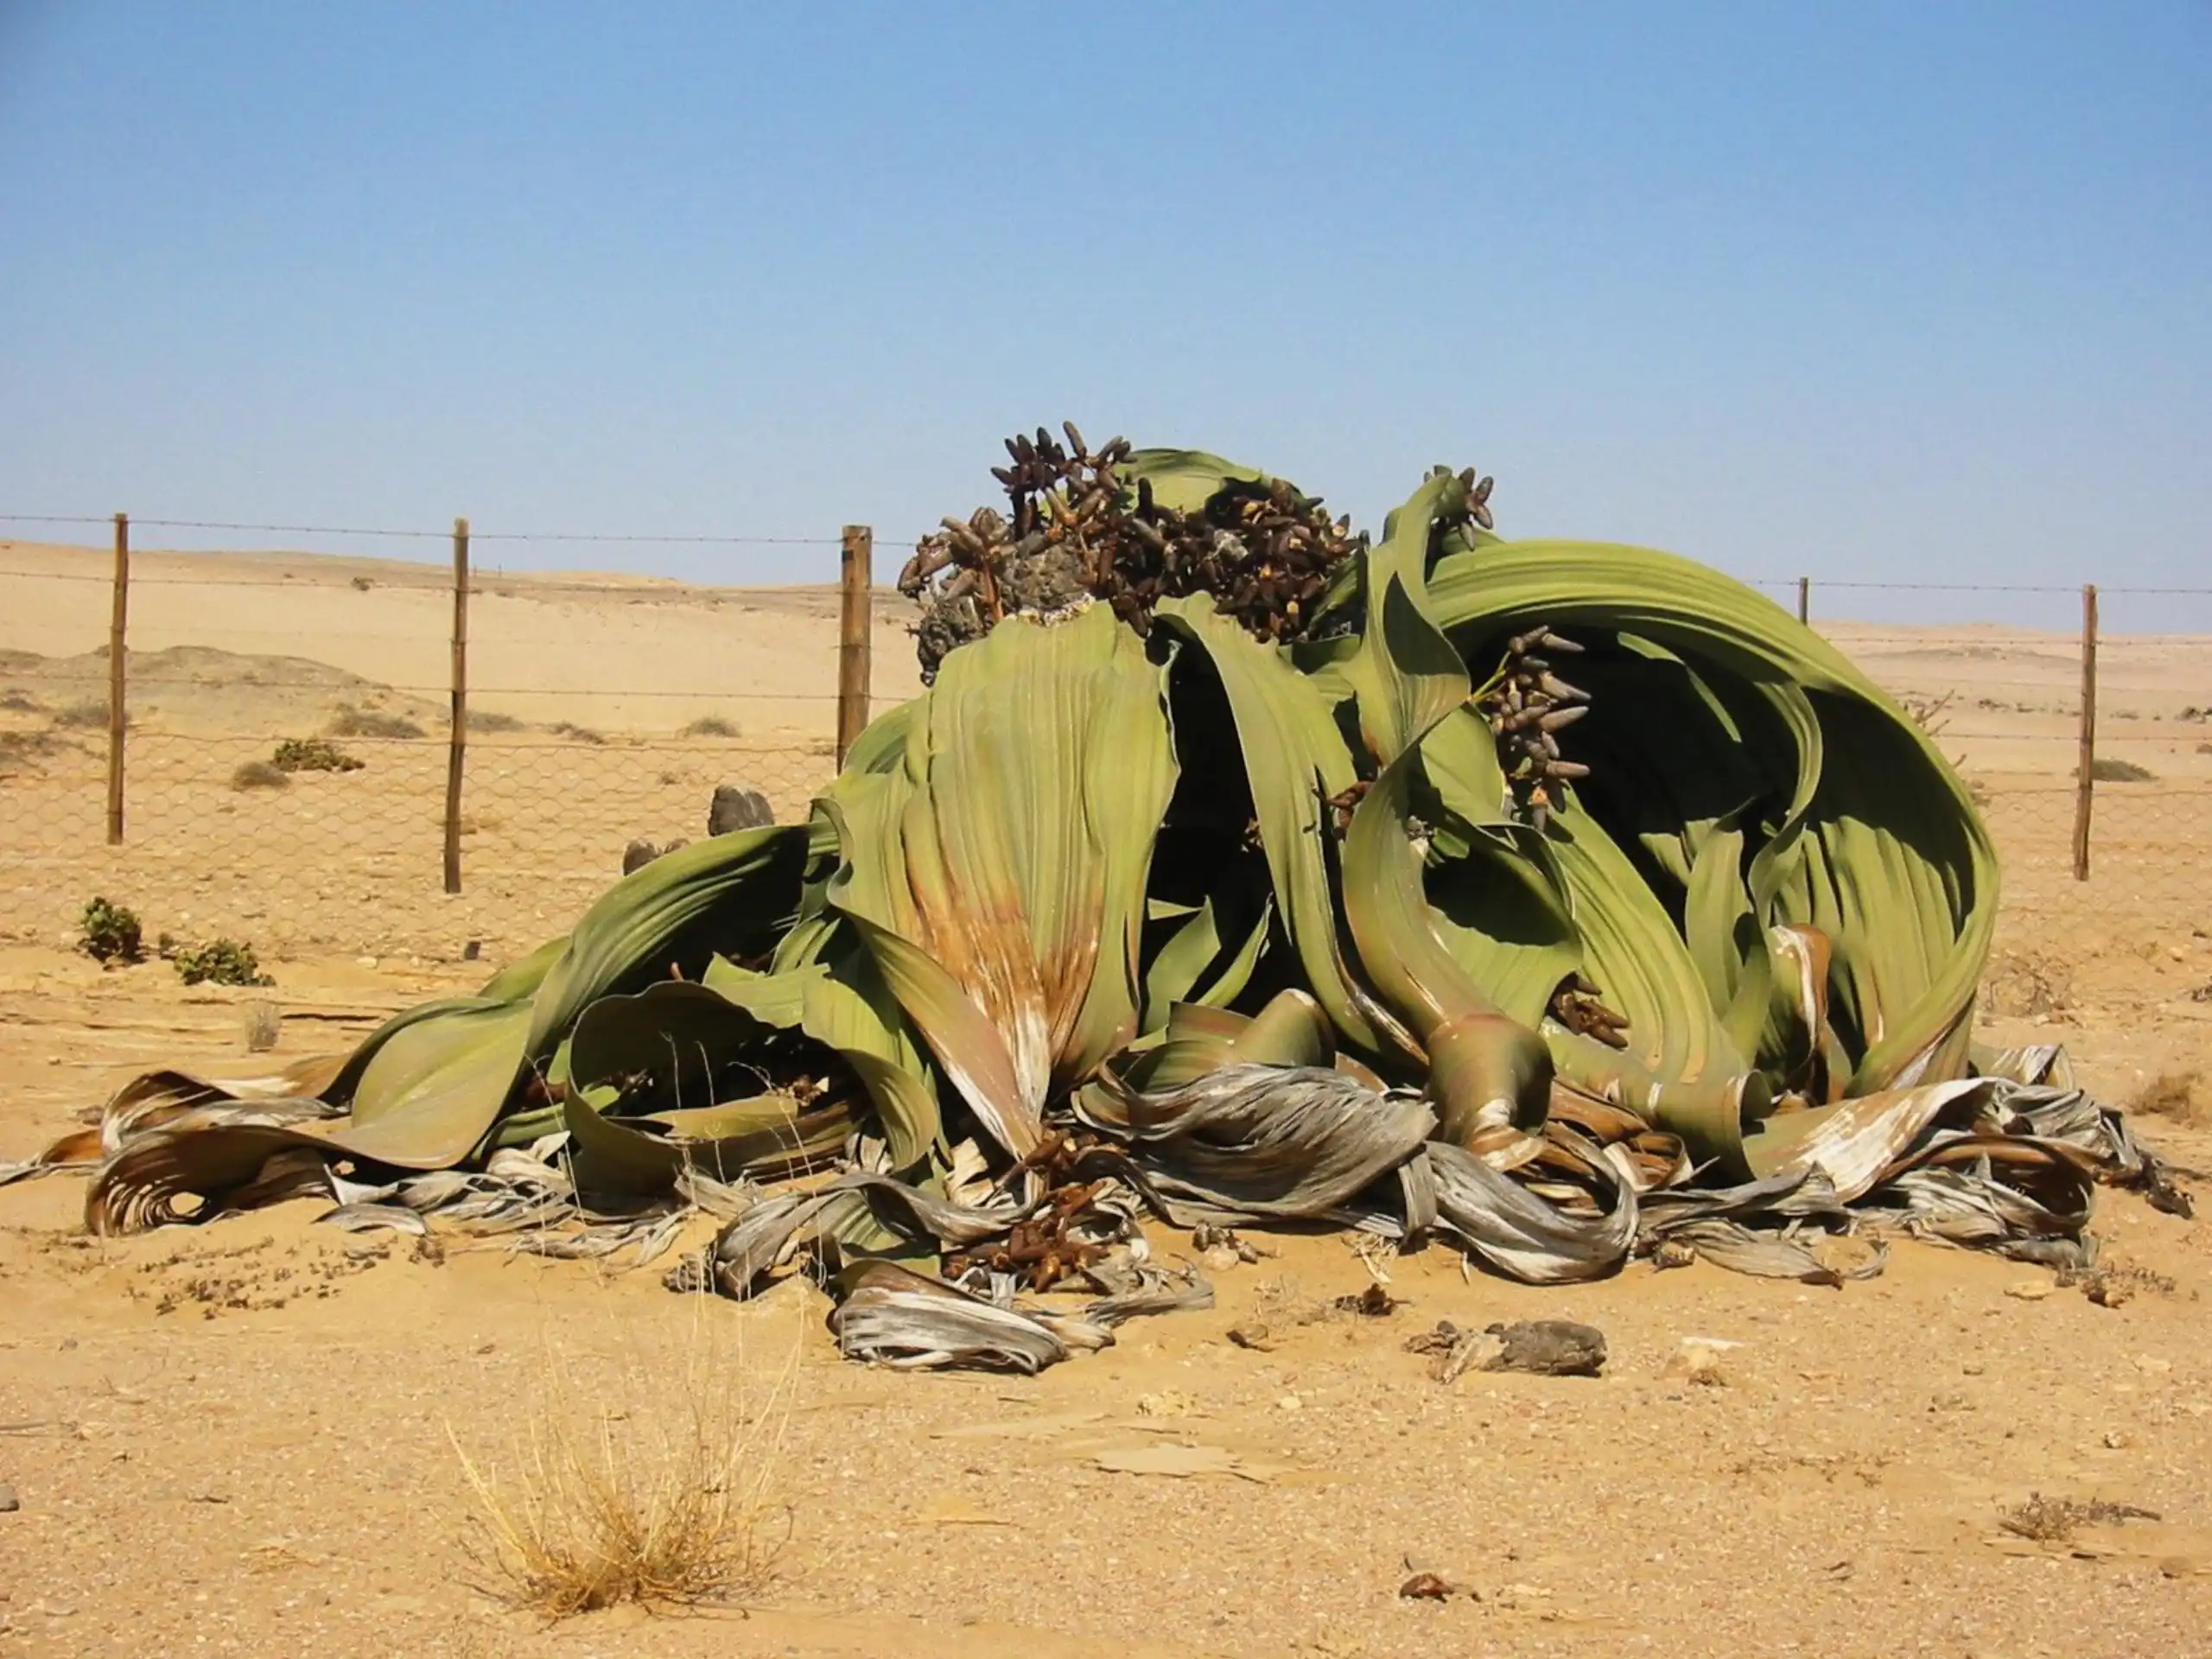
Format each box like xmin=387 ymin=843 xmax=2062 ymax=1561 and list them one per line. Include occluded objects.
xmin=0 ymin=538 xmax=927 ymax=739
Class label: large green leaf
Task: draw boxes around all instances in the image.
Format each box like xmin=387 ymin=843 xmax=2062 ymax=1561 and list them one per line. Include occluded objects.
xmin=1119 ymin=448 xmax=1270 ymax=514
xmin=824 ymin=606 xmax=1178 ymax=1155
xmin=1415 ymin=706 xmax=1583 ymax=1031
xmin=1150 ymin=596 xmax=1407 ymax=1057
xmin=1538 ymin=791 xmax=1768 ymax=1174
xmin=711 ymin=935 xmax=941 ymax=1171
xmin=1426 ymin=538 xmax=1997 ymax=1096
xmin=525 ymin=824 xmax=815 ymax=1054
xmin=338 ymin=1000 xmax=537 ymax=1167
xmin=1336 ymin=474 xmax=1554 ymax=1141
xmin=1138 ymin=882 xmax=1274 ymax=1031
xmin=559 ymin=981 xmax=853 ymax=1192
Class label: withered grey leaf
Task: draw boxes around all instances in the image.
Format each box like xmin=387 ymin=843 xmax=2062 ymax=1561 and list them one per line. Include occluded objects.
xmin=1083 ymin=1063 xmax=1433 ymax=1222
xmin=1084 ymin=1264 xmax=1216 ymax=1326
xmin=1663 ymin=1218 xmax=1845 ymax=1285
xmin=1423 ymin=1141 xmax=1637 ymax=1283
xmin=314 ymin=1201 xmax=429 ymax=1237
xmin=831 ymin=1262 xmax=1082 ymax=1373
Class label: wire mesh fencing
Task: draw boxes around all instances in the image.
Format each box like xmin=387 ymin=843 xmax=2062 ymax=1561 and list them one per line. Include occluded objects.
xmin=1805 ymin=607 xmax=2212 ymax=1031
xmin=2 ymin=726 xmax=838 ymax=962
xmin=0 ymin=523 xmax=902 ymax=961
xmin=1 ymin=521 xmax=2207 ymax=995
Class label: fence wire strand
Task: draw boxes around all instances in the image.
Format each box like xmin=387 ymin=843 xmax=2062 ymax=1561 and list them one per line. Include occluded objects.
xmin=1 ymin=524 xmax=2206 ymax=1000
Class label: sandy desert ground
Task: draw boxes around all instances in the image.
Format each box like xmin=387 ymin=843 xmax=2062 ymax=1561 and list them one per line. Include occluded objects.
xmin=3 ymin=538 xmax=2210 ymax=1656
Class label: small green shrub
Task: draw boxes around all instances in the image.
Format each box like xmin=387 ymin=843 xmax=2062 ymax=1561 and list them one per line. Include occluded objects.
xmin=327 ymin=703 xmax=425 ymax=740
xmin=0 ymin=689 xmax=41 ymax=712
xmin=2090 ymin=757 xmax=2155 ymax=784
xmin=273 ymin=736 xmax=364 ymax=773
xmin=80 ymin=897 xmax=144 ymax=964
xmin=550 ymin=721 xmax=607 ymax=746
xmin=471 ymin=709 xmax=527 ymax=733
xmin=54 ymin=697 xmax=111 ymax=729
xmin=681 ymin=715 xmax=741 ymax=740
xmin=232 ymin=760 xmax=290 ymax=790
xmin=171 ymin=937 xmax=272 ymax=988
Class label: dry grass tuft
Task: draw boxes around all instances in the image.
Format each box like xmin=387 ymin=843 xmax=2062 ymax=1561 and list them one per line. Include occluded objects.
xmin=0 ymin=728 xmax=69 ymax=770
xmin=681 ymin=715 xmax=741 ymax=739
xmin=451 ymin=1303 xmax=798 ymax=1620
xmin=53 ymin=696 xmax=111 ymax=728
xmin=1984 ymin=951 xmax=2072 ymax=1019
xmin=2132 ymin=1070 xmax=2205 ymax=1128
xmin=2090 ymin=756 xmax=2156 ymax=783
xmin=230 ymin=760 xmax=290 ymax=791
xmin=1999 ymin=1493 xmax=2158 ymax=1543
xmin=327 ymin=702 xmax=426 ymax=740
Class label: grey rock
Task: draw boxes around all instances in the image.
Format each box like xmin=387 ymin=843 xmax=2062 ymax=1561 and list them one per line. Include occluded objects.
xmin=913 ymin=593 xmax=989 ymax=684
xmin=0 ymin=1483 xmax=19 ymax=1513
xmin=997 ymin=545 xmax=1090 ymax=614
xmin=1484 ymin=1319 xmax=1607 ymax=1376
xmin=708 ymin=785 xmax=773 ymax=836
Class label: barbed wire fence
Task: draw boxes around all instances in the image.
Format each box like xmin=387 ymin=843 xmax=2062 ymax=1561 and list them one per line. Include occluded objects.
xmin=0 ymin=513 xmax=924 ymax=963
xmin=1 ymin=513 xmax=2206 ymax=1025
xmin=1738 ymin=575 xmax=2212 ymax=1033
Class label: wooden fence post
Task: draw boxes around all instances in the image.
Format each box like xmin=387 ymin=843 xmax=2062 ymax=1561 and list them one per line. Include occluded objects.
xmin=836 ymin=525 xmax=873 ymax=767
xmin=443 ymin=517 xmax=470 ymax=894
xmin=1796 ymin=575 xmax=1809 ymax=626
xmin=106 ymin=512 xmax=129 ymax=844
xmin=2071 ymin=582 xmax=2098 ymax=882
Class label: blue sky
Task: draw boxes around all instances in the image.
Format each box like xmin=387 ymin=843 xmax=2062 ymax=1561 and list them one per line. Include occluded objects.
xmin=1 ymin=2 xmax=2205 ymax=626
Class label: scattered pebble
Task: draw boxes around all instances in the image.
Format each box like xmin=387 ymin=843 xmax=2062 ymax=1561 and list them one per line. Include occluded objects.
xmin=1332 ymin=1284 xmax=1398 ymax=1318
xmin=1663 ymin=1338 xmax=1735 ymax=1388
xmin=1397 ymin=1572 xmax=1474 ymax=1601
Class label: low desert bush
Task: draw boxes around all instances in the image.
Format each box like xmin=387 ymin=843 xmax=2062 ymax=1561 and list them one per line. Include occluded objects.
xmin=272 ymin=737 xmax=364 ymax=773
xmin=327 ymin=703 xmax=425 ymax=740
xmin=170 ymin=937 xmax=272 ymax=988
xmin=79 ymin=897 xmax=144 ymax=964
